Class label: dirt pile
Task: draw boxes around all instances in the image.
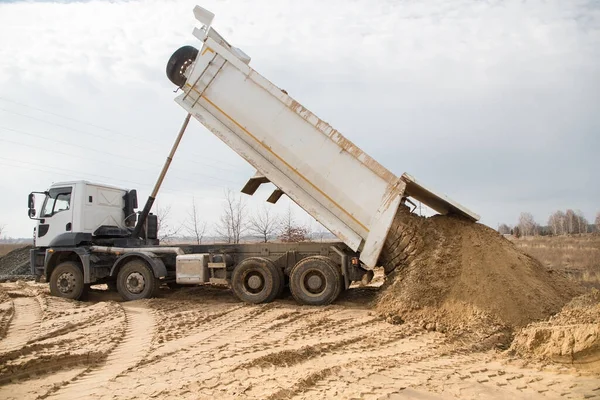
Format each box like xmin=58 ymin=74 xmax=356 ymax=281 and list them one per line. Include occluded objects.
xmin=0 ymin=246 xmax=33 ymax=277
xmin=509 ymin=289 xmax=600 ymax=371
xmin=377 ymin=206 xmax=582 ymax=340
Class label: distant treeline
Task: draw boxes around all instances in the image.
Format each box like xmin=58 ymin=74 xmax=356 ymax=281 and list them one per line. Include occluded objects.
xmin=499 ymin=210 xmax=600 ymax=237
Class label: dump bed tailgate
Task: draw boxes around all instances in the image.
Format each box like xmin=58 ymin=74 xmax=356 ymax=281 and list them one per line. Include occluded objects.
xmin=401 ymin=174 xmax=479 ymax=221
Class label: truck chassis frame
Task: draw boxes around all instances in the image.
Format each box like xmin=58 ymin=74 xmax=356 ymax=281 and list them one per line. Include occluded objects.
xmin=31 ymin=241 xmax=370 ymax=305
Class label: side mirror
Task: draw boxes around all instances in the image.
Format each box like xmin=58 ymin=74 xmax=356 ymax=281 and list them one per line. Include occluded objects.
xmin=28 ymin=193 xmax=37 ymax=219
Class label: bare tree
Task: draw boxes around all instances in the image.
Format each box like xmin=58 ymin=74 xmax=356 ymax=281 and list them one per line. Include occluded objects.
xmin=596 ymin=212 xmax=600 ymax=233
xmin=309 ymin=221 xmax=330 ymax=242
xmin=548 ymin=211 xmax=566 ymax=235
xmin=184 ymin=198 xmax=207 ymax=244
xmin=0 ymin=224 xmax=4 ymax=240
xmin=248 ymin=205 xmax=279 ymax=243
xmin=155 ymin=203 xmax=181 ymax=243
xmin=498 ymin=223 xmax=511 ymax=235
xmin=565 ymin=209 xmax=577 ymax=234
xmin=215 ymin=189 xmax=247 ymax=244
xmin=575 ymin=210 xmax=588 ymax=234
xmin=278 ymin=206 xmax=308 ymax=243
xmin=517 ymin=212 xmax=536 ymax=237
xmin=548 ymin=210 xmax=589 ymax=235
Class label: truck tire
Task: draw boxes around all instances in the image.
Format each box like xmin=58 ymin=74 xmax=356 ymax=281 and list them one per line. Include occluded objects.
xmin=49 ymin=261 xmax=86 ymax=300
xmin=289 ymin=256 xmax=342 ymax=306
xmin=231 ymin=257 xmax=282 ymax=304
xmin=116 ymin=259 xmax=158 ymax=301
xmin=166 ymin=45 xmax=199 ymax=87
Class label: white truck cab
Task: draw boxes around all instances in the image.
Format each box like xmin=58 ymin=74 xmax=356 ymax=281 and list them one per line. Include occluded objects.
xmin=29 ymin=181 xmax=136 ymax=247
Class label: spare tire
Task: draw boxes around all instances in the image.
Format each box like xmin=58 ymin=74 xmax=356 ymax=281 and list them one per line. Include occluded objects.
xmin=166 ymin=45 xmax=199 ymax=87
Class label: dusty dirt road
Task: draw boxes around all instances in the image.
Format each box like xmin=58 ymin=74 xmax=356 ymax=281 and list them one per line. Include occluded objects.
xmin=0 ymin=282 xmax=598 ymax=400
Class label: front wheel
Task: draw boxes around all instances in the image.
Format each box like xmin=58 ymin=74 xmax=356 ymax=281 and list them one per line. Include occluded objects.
xmin=289 ymin=256 xmax=342 ymax=306
xmin=49 ymin=261 xmax=86 ymax=300
xmin=116 ymin=259 xmax=158 ymax=301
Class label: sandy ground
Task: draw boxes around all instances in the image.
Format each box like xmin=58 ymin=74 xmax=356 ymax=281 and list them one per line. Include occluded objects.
xmin=0 ymin=281 xmax=597 ymax=400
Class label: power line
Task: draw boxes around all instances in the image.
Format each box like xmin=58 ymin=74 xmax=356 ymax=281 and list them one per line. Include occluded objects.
xmin=0 ymin=97 xmax=245 ymax=171
xmin=0 ymin=156 xmax=154 ymax=188
xmin=0 ymin=109 xmax=242 ymax=173
xmin=0 ymin=159 xmax=158 ymax=193
xmin=0 ymin=136 xmax=243 ymax=186
xmin=0 ymin=134 xmax=245 ymax=186
xmin=0 ymin=160 xmax=197 ymax=200
xmin=0 ymin=96 xmax=136 ymax=136
xmin=0 ymin=156 xmax=238 ymax=193
xmin=0 ymin=125 xmax=135 ymax=159
xmin=0 ymin=122 xmax=247 ymax=178
xmin=0 ymin=159 xmax=226 ymax=200
xmin=0 ymin=136 xmax=147 ymax=172
xmin=0 ymin=107 xmax=125 ymax=144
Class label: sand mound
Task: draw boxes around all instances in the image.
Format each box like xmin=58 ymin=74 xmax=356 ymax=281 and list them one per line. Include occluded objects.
xmin=0 ymin=246 xmax=32 ymax=276
xmin=377 ymin=207 xmax=582 ymax=339
xmin=510 ymin=290 xmax=600 ymax=370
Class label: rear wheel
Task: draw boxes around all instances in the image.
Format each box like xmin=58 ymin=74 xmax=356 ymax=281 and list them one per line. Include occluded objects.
xmin=49 ymin=261 xmax=86 ymax=300
xmin=289 ymin=256 xmax=342 ymax=306
xmin=117 ymin=259 xmax=158 ymax=301
xmin=166 ymin=45 xmax=199 ymax=87
xmin=231 ymin=257 xmax=282 ymax=304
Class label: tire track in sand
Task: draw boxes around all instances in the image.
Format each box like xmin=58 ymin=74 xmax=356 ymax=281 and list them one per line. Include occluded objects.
xmin=44 ymin=302 xmax=154 ymax=400
xmin=0 ymin=297 xmax=41 ymax=353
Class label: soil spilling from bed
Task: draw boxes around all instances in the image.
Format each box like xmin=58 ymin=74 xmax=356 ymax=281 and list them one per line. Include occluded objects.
xmin=377 ymin=206 xmax=583 ymax=345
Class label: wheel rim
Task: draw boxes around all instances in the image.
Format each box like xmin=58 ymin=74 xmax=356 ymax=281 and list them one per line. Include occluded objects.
xmin=300 ymin=269 xmax=326 ymax=297
xmin=243 ymin=271 xmax=265 ymax=294
xmin=179 ymin=59 xmax=194 ymax=78
xmin=57 ymin=272 xmax=76 ymax=294
xmin=126 ymin=272 xmax=146 ymax=294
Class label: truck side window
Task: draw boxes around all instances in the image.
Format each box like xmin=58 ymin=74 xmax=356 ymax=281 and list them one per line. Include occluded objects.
xmin=41 ymin=187 xmax=72 ymax=217
xmin=41 ymin=197 xmax=56 ymax=218
xmin=54 ymin=193 xmax=71 ymax=213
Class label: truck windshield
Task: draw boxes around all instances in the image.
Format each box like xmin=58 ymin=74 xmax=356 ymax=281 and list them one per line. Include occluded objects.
xmin=41 ymin=187 xmax=72 ymax=217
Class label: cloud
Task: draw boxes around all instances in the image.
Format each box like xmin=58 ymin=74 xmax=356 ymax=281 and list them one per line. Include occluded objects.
xmin=0 ymin=0 xmax=599 ymax=238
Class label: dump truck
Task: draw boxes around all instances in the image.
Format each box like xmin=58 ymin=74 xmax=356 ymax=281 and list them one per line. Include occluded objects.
xmin=27 ymin=6 xmax=478 ymax=305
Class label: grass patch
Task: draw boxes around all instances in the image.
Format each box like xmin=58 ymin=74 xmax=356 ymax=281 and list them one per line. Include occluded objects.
xmin=513 ymin=235 xmax=600 ymax=289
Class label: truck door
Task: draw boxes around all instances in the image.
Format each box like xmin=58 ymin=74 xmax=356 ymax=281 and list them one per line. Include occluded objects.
xmin=36 ymin=186 xmax=74 ymax=247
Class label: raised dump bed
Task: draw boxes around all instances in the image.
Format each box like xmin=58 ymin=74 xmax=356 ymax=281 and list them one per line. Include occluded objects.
xmin=167 ymin=6 xmax=479 ymax=268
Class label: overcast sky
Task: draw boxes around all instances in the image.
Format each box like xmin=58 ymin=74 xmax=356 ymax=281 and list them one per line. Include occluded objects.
xmin=0 ymin=0 xmax=598 ymax=239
